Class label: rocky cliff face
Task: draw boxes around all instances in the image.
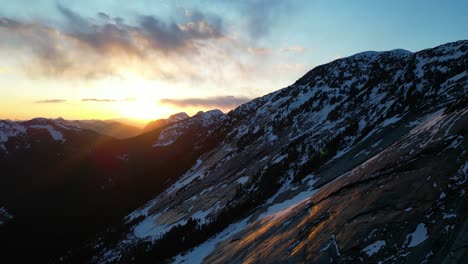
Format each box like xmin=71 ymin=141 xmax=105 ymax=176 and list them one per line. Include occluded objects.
xmin=1 ymin=40 xmax=467 ymax=263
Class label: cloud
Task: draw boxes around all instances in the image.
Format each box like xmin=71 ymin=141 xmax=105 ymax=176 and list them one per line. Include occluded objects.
xmin=247 ymin=47 xmax=269 ymax=55
xmin=56 ymin=4 xmax=224 ymax=53
xmin=82 ymin=98 xmax=118 ymax=102
xmin=97 ymin=12 xmax=110 ymax=21
xmin=281 ymin=45 xmax=307 ymax=53
xmin=159 ymin=96 xmax=251 ymax=109
xmin=0 ymin=2 xmax=303 ymax=92
xmin=227 ymin=0 xmax=292 ymax=39
xmin=81 ymin=98 xmax=137 ymax=102
xmin=0 ymin=5 xmax=226 ymax=79
xmin=0 ymin=17 xmax=73 ymax=76
xmin=139 ymin=11 xmax=223 ymax=52
xmin=34 ymin=99 xmax=67 ymax=103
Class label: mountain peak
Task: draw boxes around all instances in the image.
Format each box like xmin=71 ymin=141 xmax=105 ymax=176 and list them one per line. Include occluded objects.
xmin=352 ymin=48 xmax=412 ymax=59
xmin=193 ymin=109 xmax=227 ymax=124
xmin=167 ymin=112 xmax=189 ymax=122
xmin=195 ymin=109 xmax=224 ymax=118
xmin=143 ymin=112 xmax=190 ymax=133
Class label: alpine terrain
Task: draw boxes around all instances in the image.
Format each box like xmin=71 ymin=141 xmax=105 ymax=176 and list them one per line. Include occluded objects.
xmin=1 ymin=40 xmax=467 ymax=263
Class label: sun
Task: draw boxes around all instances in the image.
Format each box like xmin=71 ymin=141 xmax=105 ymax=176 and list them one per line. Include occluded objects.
xmin=117 ymin=99 xmax=177 ymax=122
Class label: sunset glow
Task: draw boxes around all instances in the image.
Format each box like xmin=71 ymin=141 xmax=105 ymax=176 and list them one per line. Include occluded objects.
xmin=0 ymin=0 xmax=467 ymax=123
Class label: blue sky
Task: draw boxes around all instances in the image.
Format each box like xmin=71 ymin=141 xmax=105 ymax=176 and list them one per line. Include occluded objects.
xmin=0 ymin=0 xmax=466 ymax=121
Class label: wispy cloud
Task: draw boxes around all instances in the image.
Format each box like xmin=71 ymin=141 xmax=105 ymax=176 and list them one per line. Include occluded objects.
xmin=34 ymin=99 xmax=67 ymax=103
xmin=82 ymin=98 xmax=118 ymax=102
xmin=81 ymin=98 xmax=137 ymax=102
xmin=281 ymin=45 xmax=307 ymax=53
xmin=247 ymin=47 xmax=269 ymax=55
xmin=159 ymin=96 xmax=250 ymax=109
xmin=227 ymin=0 xmax=292 ymax=39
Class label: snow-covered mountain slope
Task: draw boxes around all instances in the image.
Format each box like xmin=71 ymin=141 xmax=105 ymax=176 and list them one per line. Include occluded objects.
xmin=143 ymin=112 xmax=190 ymax=133
xmin=57 ymin=40 xmax=467 ymax=263
xmin=0 ymin=117 xmax=142 ymax=145
xmin=0 ymin=118 xmax=78 ymax=153
xmin=152 ymin=110 xmax=226 ymax=147
xmin=199 ymin=102 xmax=468 ymax=264
xmin=0 ymin=207 xmax=13 ymax=225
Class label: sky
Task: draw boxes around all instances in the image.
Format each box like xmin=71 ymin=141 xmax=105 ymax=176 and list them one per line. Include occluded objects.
xmin=0 ymin=0 xmax=467 ymax=123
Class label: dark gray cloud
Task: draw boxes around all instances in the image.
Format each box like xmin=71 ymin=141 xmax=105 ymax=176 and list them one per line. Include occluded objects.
xmin=57 ymin=4 xmax=223 ymax=53
xmin=139 ymin=10 xmax=223 ymax=52
xmin=82 ymin=98 xmax=118 ymax=102
xmin=57 ymin=4 xmax=91 ymax=32
xmin=159 ymin=96 xmax=250 ymax=109
xmin=0 ymin=17 xmax=23 ymax=29
xmin=97 ymin=12 xmax=110 ymax=21
xmin=34 ymin=99 xmax=67 ymax=103
xmin=0 ymin=5 xmax=226 ymax=78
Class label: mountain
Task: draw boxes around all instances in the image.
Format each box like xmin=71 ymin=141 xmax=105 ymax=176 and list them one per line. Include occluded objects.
xmin=142 ymin=112 xmax=189 ymax=133
xmin=55 ymin=118 xmax=142 ymax=139
xmin=0 ymin=117 xmax=142 ymax=142
xmin=0 ymin=111 xmax=226 ymax=262
xmin=1 ymin=40 xmax=467 ymax=263
xmin=106 ymin=118 xmax=148 ymax=129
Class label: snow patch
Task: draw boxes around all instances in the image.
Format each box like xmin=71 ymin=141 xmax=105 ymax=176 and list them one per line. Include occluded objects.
xmin=371 ymin=139 xmax=383 ymax=148
xmin=133 ymin=213 xmax=186 ymax=241
xmin=172 ymin=218 xmax=250 ymax=264
xmin=406 ymin=223 xmax=428 ymax=248
xmin=29 ymin=125 xmax=65 ymax=142
xmin=192 ymin=209 xmax=212 ymax=224
xmin=0 ymin=121 xmax=27 ymax=151
xmin=442 ymin=213 xmax=456 ymax=219
xmin=381 ymin=115 xmax=402 ymax=127
xmin=0 ymin=207 xmax=13 ymax=225
xmin=362 ymin=240 xmax=386 ymax=256
xmin=236 ymin=176 xmax=249 ymax=185
xmin=259 ymin=181 xmax=321 ymax=220
xmin=272 ymin=154 xmax=287 ymax=164
xmin=319 ymin=235 xmax=341 ymax=256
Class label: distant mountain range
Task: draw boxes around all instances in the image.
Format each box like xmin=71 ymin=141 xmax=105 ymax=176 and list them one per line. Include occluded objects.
xmin=57 ymin=119 xmax=143 ymax=139
xmin=0 ymin=113 xmax=194 ymax=142
xmin=0 ymin=40 xmax=467 ymax=263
